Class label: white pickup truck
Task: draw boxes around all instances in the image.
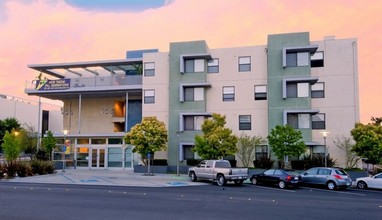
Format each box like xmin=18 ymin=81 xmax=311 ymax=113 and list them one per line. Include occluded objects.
xmin=188 ymin=160 xmax=249 ymax=186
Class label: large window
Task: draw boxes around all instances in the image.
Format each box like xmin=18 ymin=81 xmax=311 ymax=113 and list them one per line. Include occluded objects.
xmin=223 ymin=86 xmax=235 ymax=101
xmin=254 ymin=85 xmax=267 ymax=100
xmin=239 ymin=115 xmax=251 ymax=130
xmin=311 ymin=82 xmax=325 ymax=98
xmin=183 ymin=145 xmax=195 ymax=160
xmin=287 ymin=113 xmax=311 ymax=129
xmin=184 ymin=87 xmax=204 ymax=102
xmin=312 ymin=113 xmax=326 ymax=129
xmin=144 ymin=89 xmax=155 ymax=104
xmin=286 ymin=52 xmax=309 ymax=67
xmin=286 ymin=82 xmax=309 ymax=98
xmin=311 ymin=51 xmax=324 ymax=67
xmin=239 ymin=56 xmax=251 ymax=72
xmin=185 ymin=59 xmax=204 ymax=73
xmin=207 ymin=58 xmax=219 ymax=73
xmin=144 ymin=62 xmax=155 ymax=76
xmin=184 ymin=115 xmax=206 ymax=131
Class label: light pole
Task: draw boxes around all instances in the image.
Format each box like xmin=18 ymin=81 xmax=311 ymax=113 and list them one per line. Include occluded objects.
xmin=63 ymin=130 xmax=68 ymax=172
xmin=176 ymin=131 xmax=183 ymax=177
xmin=320 ymin=131 xmax=329 ymax=167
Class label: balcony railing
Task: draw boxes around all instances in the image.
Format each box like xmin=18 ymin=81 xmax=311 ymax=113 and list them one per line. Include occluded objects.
xmin=25 ymin=75 xmax=142 ymax=90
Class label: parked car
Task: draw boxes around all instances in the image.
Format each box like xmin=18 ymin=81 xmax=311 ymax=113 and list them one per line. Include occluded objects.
xmin=188 ymin=160 xmax=248 ymax=186
xmin=250 ymin=169 xmax=302 ymax=189
xmin=356 ymin=173 xmax=382 ymax=190
xmin=300 ymin=167 xmax=352 ymax=190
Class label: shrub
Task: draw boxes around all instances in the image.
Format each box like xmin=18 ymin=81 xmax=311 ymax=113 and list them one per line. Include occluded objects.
xmin=302 ymin=154 xmax=336 ymax=169
xmin=253 ymin=156 xmax=274 ymax=169
xmin=152 ymin=159 xmax=168 ymax=166
xmin=30 ymin=160 xmax=55 ymax=175
xmin=17 ymin=161 xmax=32 ymax=177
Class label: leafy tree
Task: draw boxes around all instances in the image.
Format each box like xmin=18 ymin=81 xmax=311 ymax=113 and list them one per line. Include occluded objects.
xmin=236 ymin=133 xmax=265 ymax=167
xmin=351 ymin=123 xmax=382 ymax=165
xmin=19 ymin=125 xmax=38 ymax=156
xmin=1 ymin=130 xmax=21 ymax=164
xmin=193 ymin=113 xmax=238 ymax=160
xmin=41 ymin=131 xmax=57 ymax=160
xmin=267 ymin=125 xmax=306 ymax=168
xmin=124 ymin=117 xmax=167 ymax=166
xmin=0 ymin=118 xmax=21 ymax=151
xmin=333 ymin=136 xmax=360 ymax=169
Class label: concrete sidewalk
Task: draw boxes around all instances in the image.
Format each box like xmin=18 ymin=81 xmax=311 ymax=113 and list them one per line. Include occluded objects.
xmin=2 ymin=168 xmax=208 ymax=187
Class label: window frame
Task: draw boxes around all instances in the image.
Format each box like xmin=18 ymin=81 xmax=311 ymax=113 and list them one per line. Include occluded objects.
xmin=143 ymin=89 xmax=155 ymax=104
xmin=254 ymin=85 xmax=267 ymax=100
xmin=311 ymin=82 xmax=325 ymax=98
xmin=311 ymin=51 xmax=324 ymax=68
xmin=207 ymin=58 xmax=219 ymax=73
xmin=312 ymin=113 xmax=326 ymax=130
xmin=144 ymin=62 xmax=155 ymax=76
xmin=239 ymin=115 xmax=252 ymax=130
xmin=223 ymin=86 xmax=235 ymax=102
xmin=238 ymin=56 xmax=251 ymax=72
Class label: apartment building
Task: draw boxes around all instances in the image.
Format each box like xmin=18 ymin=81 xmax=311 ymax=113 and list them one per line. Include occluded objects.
xmin=24 ymin=32 xmax=359 ymax=170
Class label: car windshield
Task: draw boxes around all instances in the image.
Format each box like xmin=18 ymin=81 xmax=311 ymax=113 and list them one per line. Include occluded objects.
xmin=335 ymin=169 xmax=347 ymax=175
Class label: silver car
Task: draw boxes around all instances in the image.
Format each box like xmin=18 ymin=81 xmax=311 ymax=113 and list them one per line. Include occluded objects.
xmin=301 ymin=167 xmax=352 ymax=190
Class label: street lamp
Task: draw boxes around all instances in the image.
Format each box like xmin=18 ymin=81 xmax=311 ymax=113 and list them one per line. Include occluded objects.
xmin=176 ymin=131 xmax=183 ymax=177
xmin=320 ymin=131 xmax=330 ymax=167
xmin=63 ymin=130 xmax=68 ymax=172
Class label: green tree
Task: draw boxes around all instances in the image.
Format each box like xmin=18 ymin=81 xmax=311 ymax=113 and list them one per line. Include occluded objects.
xmin=268 ymin=125 xmax=306 ymax=168
xmin=351 ymin=122 xmax=382 ymax=165
xmin=124 ymin=117 xmax=167 ymax=166
xmin=1 ymin=130 xmax=21 ymax=164
xmin=41 ymin=130 xmax=57 ymax=160
xmin=333 ymin=136 xmax=360 ymax=169
xmin=19 ymin=125 xmax=38 ymax=156
xmin=236 ymin=133 xmax=265 ymax=167
xmin=0 ymin=118 xmax=21 ymax=151
xmin=193 ymin=113 xmax=238 ymax=160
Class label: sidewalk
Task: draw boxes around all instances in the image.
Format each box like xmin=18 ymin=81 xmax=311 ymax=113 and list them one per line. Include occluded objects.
xmin=1 ymin=168 xmax=208 ymax=187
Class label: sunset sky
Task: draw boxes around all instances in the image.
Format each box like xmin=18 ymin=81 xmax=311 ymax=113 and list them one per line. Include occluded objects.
xmin=0 ymin=0 xmax=381 ymax=123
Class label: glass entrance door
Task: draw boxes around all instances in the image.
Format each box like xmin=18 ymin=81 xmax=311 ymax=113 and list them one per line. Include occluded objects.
xmin=91 ymin=148 xmax=105 ymax=168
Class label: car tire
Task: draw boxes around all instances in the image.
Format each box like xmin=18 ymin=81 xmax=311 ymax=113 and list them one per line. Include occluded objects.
xmin=189 ymin=172 xmax=197 ymax=182
xmin=217 ymin=174 xmax=226 ymax=187
xmin=278 ymin=180 xmax=286 ymax=189
xmin=251 ymin=178 xmax=258 ymax=185
xmin=327 ymin=181 xmax=336 ymax=190
xmin=234 ymin=180 xmax=244 ymax=186
xmin=357 ymin=181 xmax=368 ymax=189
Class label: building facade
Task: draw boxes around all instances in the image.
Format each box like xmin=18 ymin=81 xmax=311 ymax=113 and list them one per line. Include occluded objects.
xmin=24 ymin=32 xmax=359 ymax=170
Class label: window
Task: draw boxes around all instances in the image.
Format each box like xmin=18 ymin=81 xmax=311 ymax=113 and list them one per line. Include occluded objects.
xmin=184 ymin=87 xmax=204 ymax=102
xmin=144 ymin=89 xmax=155 ymax=104
xmin=264 ymin=169 xmax=275 ymax=175
xmin=312 ymin=113 xmax=326 ymax=129
xmin=185 ymin=59 xmax=204 ymax=73
xmin=286 ymin=52 xmax=309 ymax=67
xmin=184 ymin=115 xmax=206 ymax=131
xmin=255 ymin=145 xmax=268 ymax=160
xmin=311 ymin=82 xmax=325 ymax=98
xmin=311 ymin=51 xmax=324 ymax=67
xmin=239 ymin=56 xmax=251 ymax=72
xmin=183 ymin=145 xmax=195 ymax=160
xmin=287 ymin=113 xmax=311 ymax=129
xmin=254 ymin=85 xmax=267 ymax=100
xmin=287 ymin=82 xmax=309 ymax=98
xmin=144 ymin=62 xmax=155 ymax=76
xmin=239 ymin=115 xmax=251 ymax=130
xmin=223 ymin=86 xmax=235 ymax=101
xmin=207 ymin=58 xmax=219 ymax=73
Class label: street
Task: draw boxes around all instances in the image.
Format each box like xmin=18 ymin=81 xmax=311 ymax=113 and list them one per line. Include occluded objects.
xmin=0 ymin=182 xmax=381 ymax=220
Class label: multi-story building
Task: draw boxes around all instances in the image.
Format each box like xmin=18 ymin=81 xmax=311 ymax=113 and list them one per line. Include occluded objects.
xmin=24 ymin=32 xmax=359 ymax=170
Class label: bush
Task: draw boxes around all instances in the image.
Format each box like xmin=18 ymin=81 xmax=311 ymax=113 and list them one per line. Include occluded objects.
xmin=17 ymin=161 xmax=32 ymax=177
xmin=186 ymin=159 xmax=202 ymax=166
xmin=152 ymin=159 xmax=168 ymax=166
xmin=302 ymin=154 xmax=336 ymax=169
xmin=30 ymin=160 xmax=55 ymax=175
xmin=253 ymin=156 xmax=274 ymax=169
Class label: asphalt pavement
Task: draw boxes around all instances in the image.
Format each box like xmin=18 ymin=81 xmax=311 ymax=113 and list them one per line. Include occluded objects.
xmin=1 ymin=168 xmax=208 ymax=187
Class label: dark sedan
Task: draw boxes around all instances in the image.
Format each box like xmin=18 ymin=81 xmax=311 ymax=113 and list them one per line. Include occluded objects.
xmin=250 ymin=169 xmax=302 ymax=189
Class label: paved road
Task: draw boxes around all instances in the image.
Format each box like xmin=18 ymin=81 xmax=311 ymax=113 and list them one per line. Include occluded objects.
xmin=0 ymin=182 xmax=381 ymax=220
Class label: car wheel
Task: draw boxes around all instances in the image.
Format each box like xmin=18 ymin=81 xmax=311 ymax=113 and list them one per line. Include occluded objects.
xmin=251 ymin=178 xmax=258 ymax=185
xmin=357 ymin=181 xmax=368 ymax=189
xmin=189 ymin=172 xmax=197 ymax=182
xmin=234 ymin=180 xmax=244 ymax=186
xmin=327 ymin=181 xmax=336 ymax=190
xmin=217 ymin=174 xmax=226 ymax=187
xmin=278 ymin=180 xmax=286 ymax=189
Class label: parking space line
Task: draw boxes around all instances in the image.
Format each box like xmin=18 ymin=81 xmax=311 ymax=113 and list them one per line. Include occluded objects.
xmin=247 ymin=184 xmax=297 ymax=193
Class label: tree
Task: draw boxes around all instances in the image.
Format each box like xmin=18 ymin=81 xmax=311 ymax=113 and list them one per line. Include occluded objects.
xmin=267 ymin=125 xmax=306 ymax=168
xmin=41 ymin=131 xmax=57 ymax=160
xmin=0 ymin=118 xmax=21 ymax=151
xmin=1 ymin=130 xmax=21 ymax=164
xmin=236 ymin=133 xmax=265 ymax=167
xmin=333 ymin=136 xmax=360 ymax=169
xmin=124 ymin=117 xmax=167 ymax=166
xmin=193 ymin=113 xmax=238 ymax=160
xmin=351 ymin=122 xmax=382 ymax=165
